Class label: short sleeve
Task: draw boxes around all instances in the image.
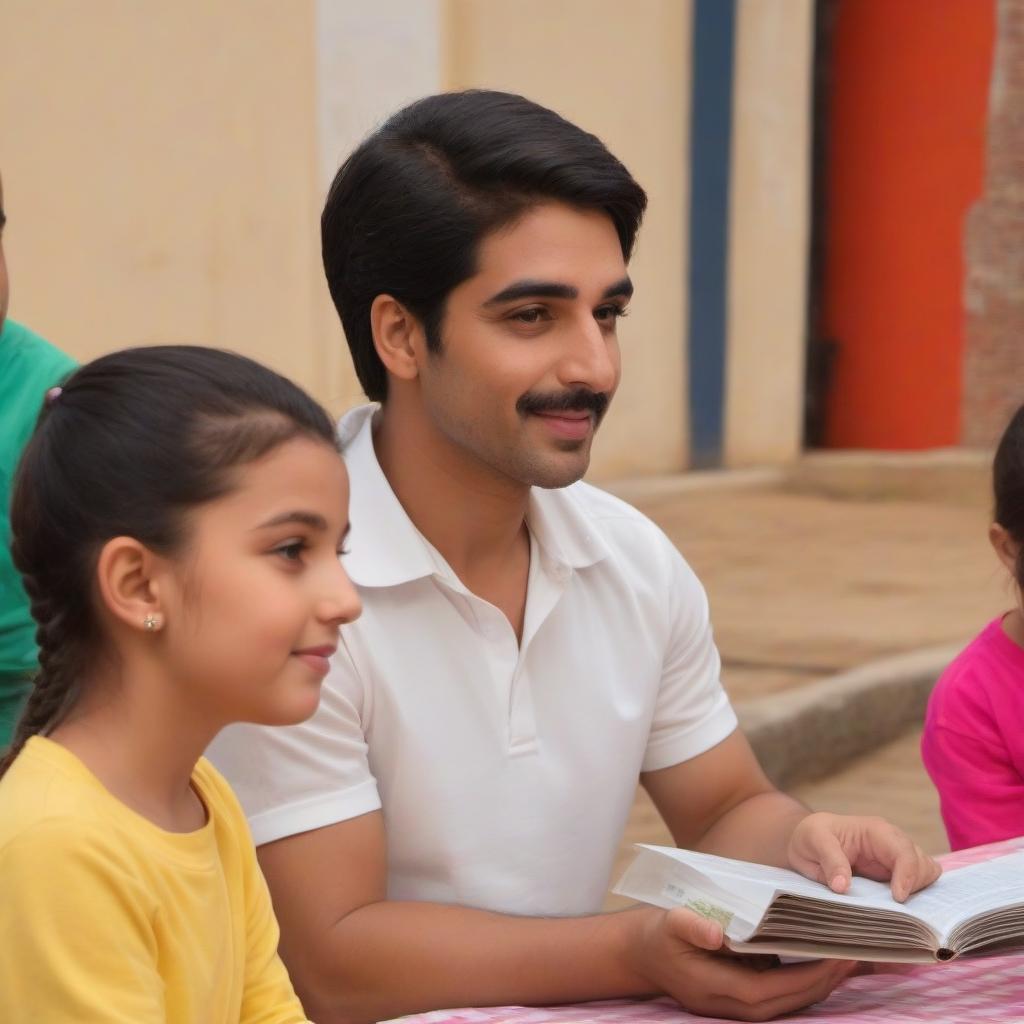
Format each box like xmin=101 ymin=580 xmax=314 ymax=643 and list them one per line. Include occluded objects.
xmin=238 ymin=854 xmax=309 ymax=1024
xmin=642 ymin=543 xmax=738 ymax=773
xmin=196 ymin=770 xmax=308 ymax=1024
xmin=208 ymin=641 xmax=382 ymax=846
xmin=921 ymin=721 xmax=1024 ymax=850
xmin=0 ymin=821 xmax=164 ymax=1023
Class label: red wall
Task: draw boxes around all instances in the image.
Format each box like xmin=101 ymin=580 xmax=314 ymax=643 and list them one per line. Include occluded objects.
xmin=821 ymin=0 xmax=994 ymax=449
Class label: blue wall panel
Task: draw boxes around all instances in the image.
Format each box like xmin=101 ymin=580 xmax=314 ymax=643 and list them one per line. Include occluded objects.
xmin=687 ymin=0 xmax=736 ymax=468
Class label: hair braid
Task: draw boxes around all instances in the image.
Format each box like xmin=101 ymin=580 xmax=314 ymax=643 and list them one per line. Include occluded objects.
xmin=0 ymin=537 xmax=85 ymax=777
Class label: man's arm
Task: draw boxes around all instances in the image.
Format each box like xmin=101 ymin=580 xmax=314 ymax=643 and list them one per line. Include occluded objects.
xmin=643 ymin=729 xmax=941 ymax=901
xmin=258 ymin=807 xmax=852 ymax=1024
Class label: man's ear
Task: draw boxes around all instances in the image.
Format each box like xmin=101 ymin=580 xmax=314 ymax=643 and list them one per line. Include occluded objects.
xmin=370 ymin=294 xmax=428 ymax=384
xmin=989 ymin=522 xmax=1021 ymax=577
xmin=95 ymin=537 xmax=166 ymax=634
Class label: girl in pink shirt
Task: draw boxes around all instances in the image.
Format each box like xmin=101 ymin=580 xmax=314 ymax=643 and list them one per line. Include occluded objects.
xmin=922 ymin=403 xmax=1024 ymax=850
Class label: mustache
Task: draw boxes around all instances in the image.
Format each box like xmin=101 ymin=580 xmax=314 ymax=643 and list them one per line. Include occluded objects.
xmin=517 ymin=388 xmax=611 ymax=420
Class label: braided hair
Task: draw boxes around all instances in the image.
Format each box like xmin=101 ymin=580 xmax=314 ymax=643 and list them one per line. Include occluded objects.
xmin=995 ymin=403 xmax=1024 ymax=589
xmin=0 ymin=345 xmax=337 ymax=777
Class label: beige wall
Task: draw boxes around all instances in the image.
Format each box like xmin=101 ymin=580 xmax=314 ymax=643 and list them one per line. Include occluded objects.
xmin=0 ymin=0 xmax=327 ymax=399
xmin=313 ymin=0 xmax=444 ymax=412
xmin=448 ymin=0 xmax=692 ymax=480
xmin=724 ymin=0 xmax=814 ymax=467
xmin=3 ymin=2 xmax=810 ymax=474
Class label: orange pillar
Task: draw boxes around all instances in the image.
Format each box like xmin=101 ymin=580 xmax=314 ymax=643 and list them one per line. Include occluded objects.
xmin=821 ymin=0 xmax=994 ymax=449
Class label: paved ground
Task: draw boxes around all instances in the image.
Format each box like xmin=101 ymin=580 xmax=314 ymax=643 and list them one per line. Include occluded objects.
xmin=625 ymin=483 xmax=1004 ymax=703
xmin=602 ymin=467 xmax=999 ymax=908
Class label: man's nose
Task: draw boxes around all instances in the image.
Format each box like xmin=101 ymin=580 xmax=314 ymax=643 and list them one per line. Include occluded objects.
xmin=557 ymin=317 xmax=619 ymax=395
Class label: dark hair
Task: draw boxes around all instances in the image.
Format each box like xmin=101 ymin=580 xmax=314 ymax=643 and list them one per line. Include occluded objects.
xmin=0 ymin=345 xmax=338 ymax=776
xmin=994 ymin=403 xmax=1024 ymax=587
xmin=321 ymin=89 xmax=648 ymax=402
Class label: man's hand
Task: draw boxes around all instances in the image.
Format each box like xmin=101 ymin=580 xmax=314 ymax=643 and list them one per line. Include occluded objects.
xmin=787 ymin=813 xmax=942 ymax=902
xmin=624 ymin=906 xmax=856 ymax=1022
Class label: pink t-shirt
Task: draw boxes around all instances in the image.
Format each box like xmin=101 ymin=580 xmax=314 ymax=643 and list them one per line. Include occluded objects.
xmin=922 ymin=616 xmax=1024 ymax=850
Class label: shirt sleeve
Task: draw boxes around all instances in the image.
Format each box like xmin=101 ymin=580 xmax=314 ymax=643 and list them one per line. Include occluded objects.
xmin=238 ymin=862 xmax=309 ymax=1024
xmin=921 ymin=720 xmax=1024 ymax=850
xmin=207 ymin=640 xmax=381 ymax=846
xmin=642 ymin=539 xmax=738 ymax=773
xmin=211 ymin=779 xmax=310 ymax=1024
xmin=0 ymin=821 xmax=165 ymax=1024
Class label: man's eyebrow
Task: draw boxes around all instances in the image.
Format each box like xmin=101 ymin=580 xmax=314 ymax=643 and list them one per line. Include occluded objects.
xmin=253 ymin=510 xmax=328 ymax=531
xmin=483 ymin=280 xmax=578 ymax=305
xmin=483 ymin=276 xmax=634 ymax=307
xmin=0 ymin=209 xmax=6 ymax=230
xmin=603 ymin=277 xmax=633 ymax=300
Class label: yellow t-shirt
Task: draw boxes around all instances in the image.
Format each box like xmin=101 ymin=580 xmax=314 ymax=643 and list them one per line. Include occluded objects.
xmin=0 ymin=736 xmax=310 ymax=1023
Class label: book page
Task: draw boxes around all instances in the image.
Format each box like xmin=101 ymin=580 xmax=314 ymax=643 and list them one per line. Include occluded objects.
xmin=620 ymin=844 xmax=1024 ymax=948
xmin=897 ymin=851 xmax=1024 ymax=937
xmin=632 ymin=846 xmax=922 ymax=914
xmin=613 ymin=846 xmax=766 ymax=939
xmin=725 ymin=937 xmax=941 ymax=964
xmin=614 ymin=845 xmax=933 ymax=953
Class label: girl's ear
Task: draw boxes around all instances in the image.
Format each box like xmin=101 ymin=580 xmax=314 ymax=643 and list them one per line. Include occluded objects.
xmin=989 ymin=522 xmax=1021 ymax=578
xmin=370 ymin=294 xmax=426 ymax=383
xmin=95 ymin=536 xmax=166 ymax=633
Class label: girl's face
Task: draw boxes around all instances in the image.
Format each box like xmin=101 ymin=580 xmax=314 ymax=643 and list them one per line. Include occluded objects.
xmin=158 ymin=435 xmax=360 ymax=729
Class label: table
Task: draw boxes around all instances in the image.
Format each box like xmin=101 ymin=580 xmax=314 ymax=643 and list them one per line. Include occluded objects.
xmin=400 ymin=953 xmax=1024 ymax=1023
xmin=398 ymin=842 xmax=1024 ymax=1023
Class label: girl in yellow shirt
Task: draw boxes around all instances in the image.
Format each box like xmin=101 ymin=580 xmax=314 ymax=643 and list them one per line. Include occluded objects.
xmin=0 ymin=346 xmax=360 ymax=1023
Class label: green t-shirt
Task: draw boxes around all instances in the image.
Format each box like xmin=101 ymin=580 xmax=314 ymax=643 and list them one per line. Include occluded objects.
xmin=0 ymin=320 xmax=76 ymax=744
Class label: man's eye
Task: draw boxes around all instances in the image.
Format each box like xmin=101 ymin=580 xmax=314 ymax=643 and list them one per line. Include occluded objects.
xmin=511 ymin=307 xmax=548 ymax=324
xmin=596 ymin=304 xmax=629 ymax=322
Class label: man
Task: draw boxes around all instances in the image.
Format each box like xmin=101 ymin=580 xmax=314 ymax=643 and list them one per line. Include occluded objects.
xmin=0 ymin=171 xmax=76 ymax=746
xmin=210 ymin=91 xmax=939 ymax=1023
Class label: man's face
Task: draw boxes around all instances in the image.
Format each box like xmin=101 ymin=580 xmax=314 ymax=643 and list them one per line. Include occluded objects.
xmin=0 ymin=174 xmax=9 ymax=333
xmin=414 ymin=202 xmax=631 ymax=489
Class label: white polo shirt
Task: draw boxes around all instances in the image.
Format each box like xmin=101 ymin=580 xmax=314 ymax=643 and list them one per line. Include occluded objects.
xmin=209 ymin=404 xmax=737 ymax=916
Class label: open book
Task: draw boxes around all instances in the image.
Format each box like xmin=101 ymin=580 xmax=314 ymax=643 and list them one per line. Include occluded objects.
xmin=613 ymin=838 xmax=1024 ymax=963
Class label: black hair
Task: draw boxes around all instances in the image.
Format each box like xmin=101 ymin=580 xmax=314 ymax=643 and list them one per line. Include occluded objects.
xmin=321 ymin=89 xmax=648 ymax=402
xmin=994 ymin=403 xmax=1024 ymax=588
xmin=0 ymin=345 xmax=338 ymax=775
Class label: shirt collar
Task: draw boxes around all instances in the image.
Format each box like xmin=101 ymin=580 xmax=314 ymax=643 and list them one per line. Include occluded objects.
xmin=341 ymin=405 xmax=439 ymax=588
xmin=340 ymin=403 xmax=612 ymax=588
xmin=526 ymin=484 xmax=612 ymax=573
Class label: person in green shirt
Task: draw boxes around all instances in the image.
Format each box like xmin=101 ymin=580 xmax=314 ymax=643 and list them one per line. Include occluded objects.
xmin=0 ymin=171 xmax=76 ymax=746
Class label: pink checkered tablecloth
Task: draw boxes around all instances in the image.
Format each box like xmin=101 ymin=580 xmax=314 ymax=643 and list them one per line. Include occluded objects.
xmin=399 ymin=954 xmax=1024 ymax=1023
xmin=398 ymin=841 xmax=1024 ymax=1023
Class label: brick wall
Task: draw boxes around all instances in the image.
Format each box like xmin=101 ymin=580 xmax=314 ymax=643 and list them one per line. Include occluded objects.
xmin=962 ymin=0 xmax=1024 ymax=447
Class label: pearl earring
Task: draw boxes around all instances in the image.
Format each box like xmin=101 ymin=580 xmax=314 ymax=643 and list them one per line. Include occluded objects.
xmin=142 ymin=613 xmax=162 ymax=631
